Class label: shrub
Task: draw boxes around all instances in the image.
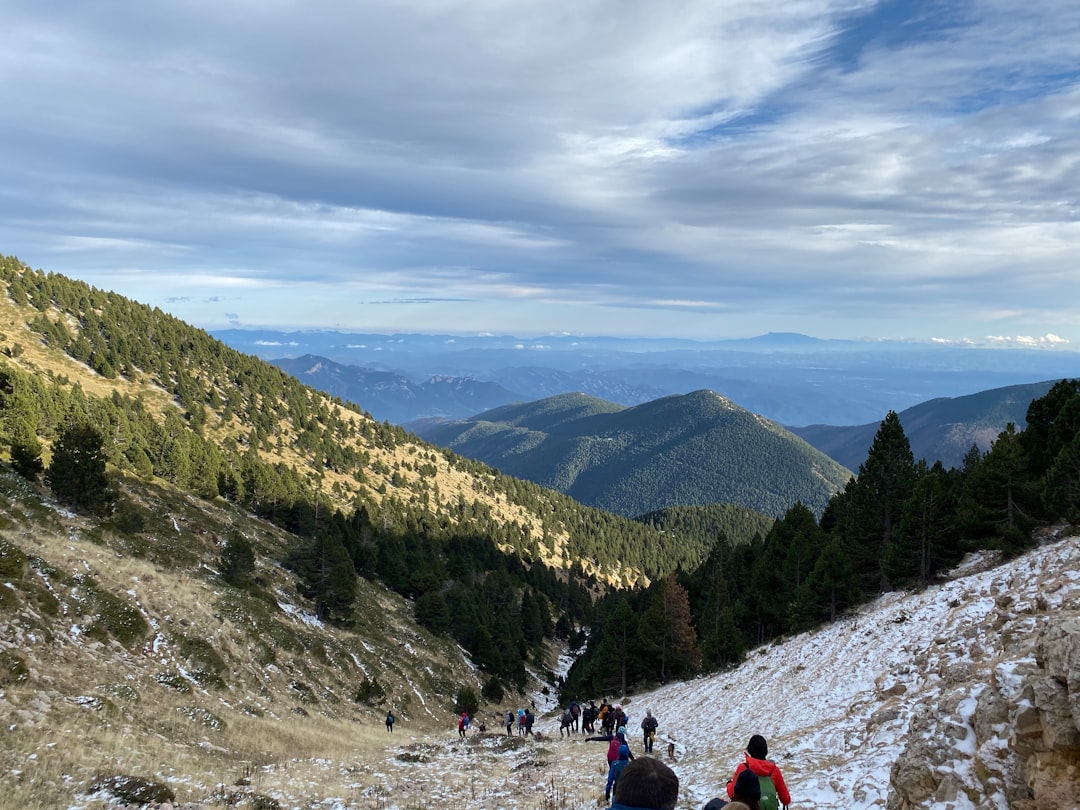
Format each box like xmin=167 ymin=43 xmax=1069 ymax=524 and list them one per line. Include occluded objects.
xmin=453 ymin=685 xmax=479 ymax=717
xmin=0 ymin=538 xmax=27 ymax=579
xmin=354 ymin=676 xmax=385 ymax=705
xmin=88 ymin=775 xmax=175 ymax=804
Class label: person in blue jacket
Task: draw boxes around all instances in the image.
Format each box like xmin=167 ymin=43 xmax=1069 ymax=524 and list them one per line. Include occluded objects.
xmin=605 ymin=744 xmax=631 ymax=802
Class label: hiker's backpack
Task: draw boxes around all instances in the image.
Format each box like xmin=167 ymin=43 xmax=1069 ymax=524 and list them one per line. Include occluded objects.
xmin=758 ymin=774 xmax=779 ymax=810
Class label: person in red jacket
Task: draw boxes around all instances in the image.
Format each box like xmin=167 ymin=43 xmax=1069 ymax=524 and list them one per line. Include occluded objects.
xmin=725 ymin=734 xmax=791 ymax=809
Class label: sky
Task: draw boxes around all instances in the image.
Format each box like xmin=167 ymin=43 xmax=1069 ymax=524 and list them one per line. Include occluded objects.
xmin=2 ymin=0 xmax=1079 ymax=346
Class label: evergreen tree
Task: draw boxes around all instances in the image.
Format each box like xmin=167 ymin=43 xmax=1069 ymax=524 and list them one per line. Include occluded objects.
xmin=800 ymin=537 xmax=861 ymax=623
xmin=588 ymin=597 xmax=639 ymax=697
xmin=838 ymin=411 xmax=916 ymax=593
xmin=884 ymin=462 xmax=962 ymax=588
xmin=959 ymin=424 xmax=1037 ymax=557
xmin=218 ymin=532 xmax=256 ymax=588
xmin=638 ymin=575 xmax=701 ymax=682
xmin=286 ymin=531 xmax=358 ymax=622
xmin=46 ymin=422 xmax=116 ymax=515
xmin=10 ymin=428 xmax=44 ymax=480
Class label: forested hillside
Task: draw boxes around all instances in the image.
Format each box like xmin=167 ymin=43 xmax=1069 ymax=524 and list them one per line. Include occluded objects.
xmin=416 ymin=390 xmax=853 ymax=518
xmin=0 ymin=254 xmax=740 ymax=690
xmin=563 ymin=393 xmax=1080 ymax=697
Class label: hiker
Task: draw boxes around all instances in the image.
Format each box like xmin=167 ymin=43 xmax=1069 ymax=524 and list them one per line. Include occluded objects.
xmin=570 ymin=700 xmax=581 ymax=733
xmin=724 ymin=734 xmax=791 ymax=810
xmin=611 ymin=756 xmax=679 ymax=810
xmin=583 ymin=701 xmax=598 ymax=733
xmin=605 ymin=743 xmax=631 ymax=802
xmin=517 ymin=708 xmax=526 ymax=736
xmin=505 ymin=709 xmax=515 ymax=736
xmin=560 ymin=708 xmax=574 ymax=737
xmin=524 ymin=708 xmax=534 ymax=736
xmin=458 ymin=711 xmax=469 ymax=739
xmin=385 ymin=710 xmax=395 ymax=733
xmin=587 ymin=725 xmax=635 ymax=766
xmin=641 ymin=708 xmax=659 ymax=753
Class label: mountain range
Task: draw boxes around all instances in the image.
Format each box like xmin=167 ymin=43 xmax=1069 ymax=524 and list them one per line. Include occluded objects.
xmin=413 ymin=390 xmax=852 ymax=519
xmin=212 ymin=328 xmax=1080 ymax=427
xmin=789 ymin=379 xmax=1061 ymax=470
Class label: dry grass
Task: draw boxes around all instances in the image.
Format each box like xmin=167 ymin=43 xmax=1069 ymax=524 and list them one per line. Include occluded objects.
xmin=0 ymin=467 xmax=513 ymax=808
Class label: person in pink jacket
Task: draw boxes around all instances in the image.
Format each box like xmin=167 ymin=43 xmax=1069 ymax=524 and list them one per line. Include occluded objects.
xmin=725 ymin=734 xmax=791 ymax=809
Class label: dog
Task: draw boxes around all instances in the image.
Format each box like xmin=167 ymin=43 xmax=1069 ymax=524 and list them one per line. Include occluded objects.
xmin=667 ymin=741 xmax=677 ymax=761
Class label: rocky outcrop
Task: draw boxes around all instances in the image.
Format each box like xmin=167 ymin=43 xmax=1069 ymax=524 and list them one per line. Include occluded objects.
xmin=886 ymin=545 xmax=1080 ymax=810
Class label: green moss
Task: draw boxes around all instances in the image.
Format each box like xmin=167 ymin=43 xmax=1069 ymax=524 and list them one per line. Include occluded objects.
xmin=30 ymin=582 xmax=60 ymax=616
xmin=106 ymin=500 xmax=149 ymax=535
xmin=218 ymin=591 xmax=300 ymax=654
xmin=91 ymin=588 xmax=149 ymax=647
xmin=71 ymin=575 xmax=149 ymax=648
xmin=88 ymin=775 xmax=175 ymax=805
xmin=172 ymin=634 xmax=227 ymax=689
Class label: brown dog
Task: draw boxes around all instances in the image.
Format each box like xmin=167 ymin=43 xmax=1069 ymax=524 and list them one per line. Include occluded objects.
xmin=667 ymin=741 xmax=676 ymax=761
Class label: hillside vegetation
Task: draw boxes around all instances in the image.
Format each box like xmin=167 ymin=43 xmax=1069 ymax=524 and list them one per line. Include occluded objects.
xmin=0 ymin=464 xmax=491 ymax=808
xmin=417 ymin=390 xmax=853 ymax=518
xmin=0 ymin=254 xmax=752 ymax=688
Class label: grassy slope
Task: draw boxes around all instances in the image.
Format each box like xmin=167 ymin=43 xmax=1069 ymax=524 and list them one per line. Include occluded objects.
xmin=0 ymin=468 xmax=491 ymax=808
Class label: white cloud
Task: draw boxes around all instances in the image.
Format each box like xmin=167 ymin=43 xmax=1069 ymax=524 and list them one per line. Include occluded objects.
xmin=1 ymin=1 xmax=1079 ymax=343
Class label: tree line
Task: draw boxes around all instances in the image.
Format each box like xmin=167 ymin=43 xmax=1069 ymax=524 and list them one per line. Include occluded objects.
xmin=562 ymin=382 xmax=1080 ymax=698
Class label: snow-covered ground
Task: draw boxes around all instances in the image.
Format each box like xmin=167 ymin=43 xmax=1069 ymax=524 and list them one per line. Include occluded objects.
xmin=516 ymin=534 xmax=1079 ymax=809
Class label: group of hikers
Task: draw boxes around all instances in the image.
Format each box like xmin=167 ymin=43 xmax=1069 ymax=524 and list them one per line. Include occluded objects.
xmin=445 ymin=696 xmax=792 ymax=810
xmin=505 ymin=706 xmax=536 ymax=735
xmin=592 ymin=723 xmax=792 ymax=810
xmin=559 ymin=698 xmax=636 ymax=737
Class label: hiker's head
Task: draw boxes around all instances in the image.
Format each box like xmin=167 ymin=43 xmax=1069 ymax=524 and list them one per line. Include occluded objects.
xmin=613 ymin=757 xmax=679 ymax=810
xmin=747 ymin=734 xmax=768 ymax=759
xmin=733 ymin=769 xmax=761 ymax=802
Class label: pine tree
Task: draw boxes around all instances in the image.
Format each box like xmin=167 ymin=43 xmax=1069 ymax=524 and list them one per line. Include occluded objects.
xmin=46 ymin=422 xmax=116 ymax=515
xmin=839 ymin=411 xmax=917 ymax=592
xmin=638 ymin=575 xmax=701 ymax=682
xmin=286 ymin=532 xmax=358 ymax=622
xmin=959 ymin=424 xmax=1036 ymax=557
xmin=884 ymin=462 xmax=962 ymax=588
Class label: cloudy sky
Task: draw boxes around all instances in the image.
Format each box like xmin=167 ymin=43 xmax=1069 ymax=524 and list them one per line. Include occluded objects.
xmin=2 ymin=0 xmax=1079 ymax=345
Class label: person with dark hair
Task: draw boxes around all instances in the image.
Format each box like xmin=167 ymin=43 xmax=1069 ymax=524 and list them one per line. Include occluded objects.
xmin=725 ymin=735 xmax=791 ymax=810
xmin=611 ymin=756 xmax=679 ymax=810
xmin=385 ymin=710 xmax=395 ymax=733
